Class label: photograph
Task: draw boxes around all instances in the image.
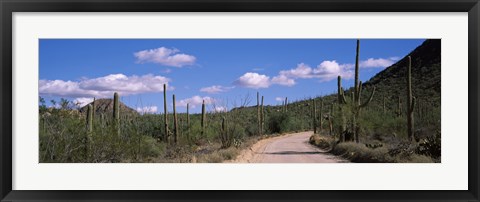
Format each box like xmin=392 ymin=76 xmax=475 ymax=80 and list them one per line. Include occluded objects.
xmin=38 ymin=38 xmax=441 ymax=163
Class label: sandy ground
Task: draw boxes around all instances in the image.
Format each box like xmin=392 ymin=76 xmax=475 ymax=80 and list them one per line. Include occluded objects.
xmin=230 ymin=131 xmax=347 ymax=163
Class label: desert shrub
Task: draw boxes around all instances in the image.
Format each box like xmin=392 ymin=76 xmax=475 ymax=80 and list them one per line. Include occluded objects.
xmin=415 ymin=130 xmax=441 ymax=160
xmin=267 ymin=112 xmax=297 ymax=133
xmin=218 ymin=147 xmax=238 ymax=160
xmin=309 ymin=134 xmax=335 ymax=150
xmin=318 ymin=140 xmax=434 ymax=163
xmin=39 ymin=113 xmax=86 ymax=162
xmin=358 ymin=109 xmax=407 ymax=141
xmin=138 ymin=136 xmax=165 ymax=158
xmin=331 ymin=142 xmax=394 ymax=163
xmin=198 ymin=152 xmax=224 ymax=163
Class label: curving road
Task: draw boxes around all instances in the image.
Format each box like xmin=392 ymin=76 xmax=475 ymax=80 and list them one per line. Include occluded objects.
xmin=233 ymin=131 xmax=347 ymax=163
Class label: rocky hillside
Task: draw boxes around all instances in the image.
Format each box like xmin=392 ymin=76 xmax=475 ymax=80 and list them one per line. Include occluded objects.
xmin=363 ymin=39 xmax=441 ymax=108
xmin=79 ymin=98 xmax=138 ymax=115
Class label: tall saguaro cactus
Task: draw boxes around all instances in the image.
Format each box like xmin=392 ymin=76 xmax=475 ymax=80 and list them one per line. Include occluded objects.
xmin=163 ymin=84 xmax=169 ymax=143
xmin=261 ymin=96 xmax=264 ymax=135
xmin=319 ymin=99 xmax=324 ymax=132
xmin=337 ymin=76 xmax=348 ymax=140
xmin=312 ymin=99 xmax=317 ymax=134
xmin=284 ymin=97 xmax=288 ymax=112
xmin=186 ymin=103 xmax=190 ymax=140
xmin=257 ymin=92 xmax=261 ymax=135
xmin=173 ymin=94 xmax=178 ymax=144
xmin=351 ymin=39 xmax=376 ymax=143
xmin=201 ymin=100 xmax=206 ymax=137
xmin=87 ymin=104 xmax=93 ymax=133
xmin=113 ymin=92 xmax=119 ymax=121
xmin=329 ymin=103 xmax=334 ymax=136
xmin=406 ymin=56 xmax=416 ymax=141
xmin=113 ymin=92 xmax=120 ymax=135
xmin=85 ymin=103 xmax=93 ymax=160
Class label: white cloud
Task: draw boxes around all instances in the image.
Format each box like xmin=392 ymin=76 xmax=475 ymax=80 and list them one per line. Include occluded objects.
xmin=73 ymin=97 xmax=94 ymax=107
xmin=134 ymin=47 xmax=196 ymax=67
xmin=234 ymin=57 xmax=395 ymax=88
xmin=360 ymin=58 xmax=397 ymax=68
xmin=234 ymin=72 xmax=271 ymax=89
xmin=278 ymin=63 xmax=314 ymax=79
xmin=270 ymin=61 xmax=353 ymax=84
xmin=313 ymin=60 xmax=354 ymax=81
xmin=39 ymin=73 xmax=171 ymax=98
xmin=136 ymin=106 xmax=158 ymax=114
xmin=275 ymin=97 xmax=284 ymax=102
xmin=200 ymin=85 xmax=234 ymax=94
xmin=212 ymin=106 xmax=227 ymax=113
xmin=271 ymin=75 xmax=295 ymax=86
xmin=176 ymin=96 xmax=215 ymax=108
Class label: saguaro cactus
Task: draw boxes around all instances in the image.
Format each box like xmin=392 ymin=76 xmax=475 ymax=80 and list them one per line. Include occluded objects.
xmin=201 ymin=100 xmax=206 ymax=136
xmin=86 ymin=104 xmax=93 ymax=133
xmin=173 ymin=94 xmax=178 ymax=144
xmin=186 ymin=103 xmax=190 ymax=140
xmin=312 ymin=99 xmax=317 ymax=134
xmin=337 ymin=76 xmax=348 ymax=140
xmin=351 ymin=39 xmax=375 ymax=143
xmin=329 ymin=103 xmax=334 ymax=136
xmin=85 ymin=103 xmax=93 ymax=160
xmin=406 ymin=56 xmax=416 ymax=141
xmin=284 ymin=97 xmax=288 ymax=112
xmin=163 ymin=84 xmax=169 ymax=143
xmin=319 ymin=99 xmax=324 ymax=131
xmin=113 ymin=92 xmax=120 ymax=135
xmin=257 ymin=92 xmax=261 ymax=135
xmin=220 ymin=116 xmax=231 ymax=148
xmin=261 ymin=95 xmax=264 ymax=135
xmin=113 ymin=92 xmax=119 ymax=121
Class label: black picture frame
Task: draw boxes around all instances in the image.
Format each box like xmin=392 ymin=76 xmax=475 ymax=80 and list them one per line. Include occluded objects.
xmin=1 ymin=0 xmax=479 ymax=201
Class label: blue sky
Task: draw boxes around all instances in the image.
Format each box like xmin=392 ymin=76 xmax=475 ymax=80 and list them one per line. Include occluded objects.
xmin=39 ymin=39 xmax=425 ymax=114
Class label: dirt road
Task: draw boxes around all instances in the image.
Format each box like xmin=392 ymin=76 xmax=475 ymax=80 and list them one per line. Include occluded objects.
xmin=231 ymin=131 xmax=347 ymax=163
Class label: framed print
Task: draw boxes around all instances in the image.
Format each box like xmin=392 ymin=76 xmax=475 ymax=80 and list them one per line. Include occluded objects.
xmin=1 ymin=0 xmax=479 ymax=201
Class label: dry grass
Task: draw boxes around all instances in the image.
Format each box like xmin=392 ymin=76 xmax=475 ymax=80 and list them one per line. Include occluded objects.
xmin=310 ymin=134 xmax=434 ymax=163
xmin=308 ymin=134 xmax=335 ymax=150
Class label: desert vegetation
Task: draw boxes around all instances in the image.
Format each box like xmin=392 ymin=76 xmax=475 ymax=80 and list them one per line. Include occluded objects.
xmin=309 ymin=39 xmax=441 ymax=163
xmin=39 ymin=39 xmax=440 ymax=163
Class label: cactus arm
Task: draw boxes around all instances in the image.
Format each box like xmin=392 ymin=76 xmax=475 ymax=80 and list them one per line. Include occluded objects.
xmin=357 ymin=81 xmax=363 ymax=104
xmin=359 ymin=87 xmax=375 ymax=108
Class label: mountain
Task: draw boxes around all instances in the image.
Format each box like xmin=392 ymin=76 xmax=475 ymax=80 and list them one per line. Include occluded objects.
xmin=363 ymin=39 xmax=441 ymax=108
xmin=79 ymin=98 xmax=139 ymax=115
